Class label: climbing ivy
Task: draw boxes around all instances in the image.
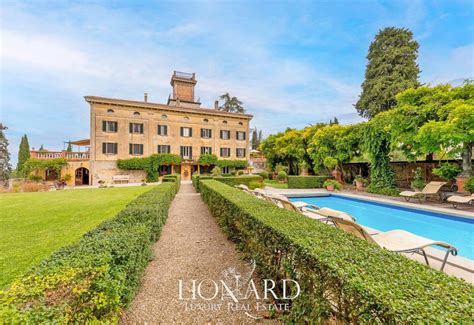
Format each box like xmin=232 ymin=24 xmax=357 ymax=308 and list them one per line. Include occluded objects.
xmin=198 ymin=154 xmax=218 ymax=166
xmin=117 ymin=154 xmax=182 ymax=182
xmin=363 ymin=116 xmax=398 ymax=195
xmin=22 ymin=158 xmax=67 ymax=177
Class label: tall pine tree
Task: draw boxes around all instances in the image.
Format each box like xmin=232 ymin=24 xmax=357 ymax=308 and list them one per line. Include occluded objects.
xmin=66 ymin=141 xmax=72 ymax=152
xmin=355 ymin=27 xmax=420 ymax=119
xmin=16 ymin=134 xmax=30 ymax=173
xmin=0 ymin=124 xmax=12 ymax=181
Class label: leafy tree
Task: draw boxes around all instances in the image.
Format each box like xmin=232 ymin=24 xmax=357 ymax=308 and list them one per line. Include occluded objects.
xmin=308 ymin=124 xmax=362 ymax=173
xmin=17 ymin=134 xmax=31 ymax=174
xmin=66 ymin=141 xmax=72 ymax=152
xmin=355 ymin=27 xmax=420 ymax=119
xmin=0 ymin=123 xmax=12 ymax=181
xmin=388 ymin=82 xmax=473 ymax=176
xmin=218 ymin=93 xmax=246 ymax=113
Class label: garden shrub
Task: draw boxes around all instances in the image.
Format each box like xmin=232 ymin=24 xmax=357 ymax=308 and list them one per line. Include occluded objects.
xmin=192 ymin=174 xmax=213 ymax=191
xmin=117 ymin=154 xmax=182 ymax=182
xmin=464 ymin=176 xmax=474 ymax=193
xmin=411 ymin=167 xmax=425 ymax=191
xmin=287 ymin=175 xmax=331 ymax=188
xmin=258 ymin=171 xmax=269 ymax=179
xmin=323 ymin=179 xmax=342 ymax=190
xmin=214 ymin=175 xmax=263 ymax=188
xmin=0 ymin=182 xmax=179 ymax=323
xmin=162 ymin=174 xmax=181 ymax=185
xmin=432 ymin=163 xmax=462 ymax=182
xmin=277 ymin=170 xmax=287 ymax=182
xmin=211 ymin=166 xmax=222 ymax=176
xmin=199 ymin=180 xmax=473 ymax=323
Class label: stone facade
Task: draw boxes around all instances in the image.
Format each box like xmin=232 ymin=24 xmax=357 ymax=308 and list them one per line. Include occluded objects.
xmin=85 ymin=71 xmax=252 ymax=184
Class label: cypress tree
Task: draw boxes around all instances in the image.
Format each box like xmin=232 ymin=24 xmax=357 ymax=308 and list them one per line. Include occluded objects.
xmin=0 ymin=124 xmax=12 ymax=181
xmin=17 ymin=134 xmax=31 ymax=173
xmin=66 ymin=141 xmax=72 ymax=152
xmin=355 ymin=27 xmax=420 ymax=119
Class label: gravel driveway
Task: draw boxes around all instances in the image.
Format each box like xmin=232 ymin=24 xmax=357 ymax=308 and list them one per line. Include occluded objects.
xmin=121 ymin=183 xmax=277 ymax=324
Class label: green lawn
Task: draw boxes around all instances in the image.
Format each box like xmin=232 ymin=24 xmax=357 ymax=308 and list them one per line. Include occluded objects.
xmin=0 ymin=186 xmax=154 ymax=288
xmin=264 ymin=179 xmax=288 ymax=189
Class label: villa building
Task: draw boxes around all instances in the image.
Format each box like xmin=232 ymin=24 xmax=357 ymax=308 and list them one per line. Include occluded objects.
xmin=31 ymin=71 xmax=252 ymax=186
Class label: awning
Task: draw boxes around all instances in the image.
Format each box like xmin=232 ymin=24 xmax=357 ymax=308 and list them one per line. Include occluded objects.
xmin=69 ymin=139 xmax=90 ymax=146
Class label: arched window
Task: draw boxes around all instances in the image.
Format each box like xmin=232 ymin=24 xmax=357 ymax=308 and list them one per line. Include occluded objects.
xmin=184 ymin=116 xmax=190 ymax=121
xmin=161 ymin=114 xmax=168 ymax=119
xmin=223 ymin=120 xmax=228 ymax=124
xmin=107 ymin=109 xmax=114 ymax=114
xmin=238 ymin=122 xmax=243 ymax=125
xmin=133 ymin=111 xmax=140 ymax=116
xmin=203 ymin=118 xmax=209 ymax=123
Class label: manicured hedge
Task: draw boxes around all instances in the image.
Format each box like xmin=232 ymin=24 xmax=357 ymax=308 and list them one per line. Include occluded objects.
xmin=162 ymin=174 xmax=181 ymax=184
xmin=199 ymin=180 xmax=473 ymax=323
xmin=192 ymin=174 xmax=213 ymax=191
xmin=0 ymin=182 xmax=179 ymax=323
xmin=214 ymin=175 xmax=263 ymax=187
xmin=287 ymin=175 xmax=333 ymax=188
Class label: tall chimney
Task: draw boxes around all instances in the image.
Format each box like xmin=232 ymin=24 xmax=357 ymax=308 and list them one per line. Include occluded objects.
xmin=214 ymin=100 xmax=219 ymax=109
xmin=144 ymin=92 xmax=148 ymax=102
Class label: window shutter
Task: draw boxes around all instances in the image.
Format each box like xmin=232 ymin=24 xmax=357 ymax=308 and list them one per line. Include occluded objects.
xmin=243 ymin=132 xmax=246 ymax=140
xmin=129 ymin=123 xmax=133 ymax=133
xmin=189 ymin=147 xmax=192 ymax=158
xmin=209 ymin=129 xmax=212 ymax=138
xmin=201 ymin=129 xmax=204 ymax=137
xmin=164 ymin=125 xmax=167 ymax=135
xmin=102 ymin=121 xmax=106 ymax=132
xmin=220 ymin=130 xmax=223 ymax=139
xmin=140 ymin=144 xmax=144 ymax=155
xmin=189 ymin=128 xmax=192 ymax=137
xmin=180 ymin=127 xmax=183 ymax=136
xmin=129 ymin=144 xmax=132 ymax=154
xmin=113 ymin=143 xmax=118 ymax=154
xmin=102 ymin=142 xmax=106 ymax=154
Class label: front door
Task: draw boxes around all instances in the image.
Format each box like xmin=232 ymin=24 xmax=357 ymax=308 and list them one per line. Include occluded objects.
xmin=181 ymin=164 xmax=191 ymax=180
xmin=75 ymin=167 xmax=90 ymax=186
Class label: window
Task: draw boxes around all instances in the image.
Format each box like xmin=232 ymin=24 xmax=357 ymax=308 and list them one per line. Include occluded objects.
xmin=222 ymin=166 xmax=230 ymax=174
xmin=157 ymin=145 xmax=171 ymax=154
xmin=102 ymin=121 xmax=118 ymax=133
xmin=201 ymin=128 xmax=212 ymax=138
xmin=180 ymin=127 xmax=192 ymax=137
xmin=236 ymin=131 xmax=246 ymax=140
xmin=107 ymin=109 xmax=114 ymax=114
xmin=133 ymin=111 xmax=140 ymax=116
xmin=184 ymin=116 xmax=190 ymax=121
xmin=102 ymin=142 xmax=118 ymax=154
xmin=161 ymin=114 xmax=168 ymax=119
xmin=180 ymin=146 xmax=192 ymax=159
xmin=203 ymin=118 xmax=209 ymax=123
xmin=158 ymin=125 xmax=168 ymax=136
xmin=220 ymin=147 xmax=230 ymax=157
xmin=201 ymin=147 xmax=212 ymax=155
xmin=236 ymin=148 xmax=246 ymax=158
xmin=238 ymin=122 xmax=243 ymax=125
xmin=220 ymin=130 xmax=230 ymax=140
xmin=129 ymin=143 xmax=144 ymax=155
xmin=129 ymin=123 xmax=144 ymax=134
xmin=223 ymin=120 xmax=228 ymax=124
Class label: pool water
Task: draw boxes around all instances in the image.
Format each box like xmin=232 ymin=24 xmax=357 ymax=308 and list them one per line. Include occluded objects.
xmin=290 ymin=195 xmax=474 ymax=260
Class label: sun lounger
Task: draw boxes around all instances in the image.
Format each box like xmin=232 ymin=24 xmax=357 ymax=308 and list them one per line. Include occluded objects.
xmin=329 ymin=217 xmax=457 ymax=270
xmin=447 ymin=194 xmax=474 ymax=208
xmin=400 ymin=181 xmax=446 ymax=202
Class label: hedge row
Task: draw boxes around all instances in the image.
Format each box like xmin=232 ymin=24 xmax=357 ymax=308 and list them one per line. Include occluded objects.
xmin=192 ymin=174 xmax=263 ymax=192
xmin=199 ymin=180 xmax=473 ymax=323
xmin=287 ymin=175 xmax=333 ymax=188
xmin=0 ymin=182 xmax=179 ymax=323
xmin=162 ymin=174 xmax=181 ymax=183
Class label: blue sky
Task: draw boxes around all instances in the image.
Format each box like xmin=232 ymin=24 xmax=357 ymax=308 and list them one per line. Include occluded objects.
xmin=1 ymin=0 xmax=473 ymax=164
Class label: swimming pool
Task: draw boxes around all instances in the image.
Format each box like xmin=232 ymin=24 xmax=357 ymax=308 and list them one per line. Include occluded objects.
xmin=290 ymin=195 xmax=474 ymax=260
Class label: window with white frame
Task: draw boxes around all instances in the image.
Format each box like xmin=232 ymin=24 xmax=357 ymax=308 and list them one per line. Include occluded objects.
xmin=201 ymin=128 xmax=212 ymax=138
xmin=158 ymin=125 xmax=168 ymax=136
xmin=102 ymin=142 xmax=118 ymax=154
xmin=157 ymin=145 xmax=171 ymax=154
xmin=180 ymin=146 xmax=193 ymax=159
xmin=220 ymin=147 xmax=230 ymax=157
xmin=129 ymin=123 xmax=144 ymax=134
xmin=201 ymin=147 xmax=212 ymax=155
xmin=236 ymin=148 xmax=246 ymax=158
xmin=236 ymin=131 xmax=246 ymax=140
xmin=129 ymin=143 xmax=144 ymax=155
xmin=220 ymin=130 xmax=230 ymax=140
xmin=102 ymin=121 xmax=118 ymax=132
xmin=181 ymin=127 xmax=192 ymax=137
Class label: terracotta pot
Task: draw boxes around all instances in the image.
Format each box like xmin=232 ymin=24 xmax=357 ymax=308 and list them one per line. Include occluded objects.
xmin=355 ymin=180 xmax=364 ymax=190
xmin=456 ymin=176 xmax=469 ymax=193
xmin=331 ymin=169 xmax=343 ymax=183
xmin=326 ymin=185 xmax=334 ymax=191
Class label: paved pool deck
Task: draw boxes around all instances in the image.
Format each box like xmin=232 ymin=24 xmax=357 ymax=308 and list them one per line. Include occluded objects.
xmin=264 ymin=186 xmax=474 ymax=283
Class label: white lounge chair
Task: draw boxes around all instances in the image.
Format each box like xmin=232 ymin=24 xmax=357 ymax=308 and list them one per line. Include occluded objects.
xmin=447 ymin=194 xmax=474 ymax=208
xmin=400 ymin=181 xmax=446 ymax=202
xmin=329 ymin=217 xmax=457 ymax=270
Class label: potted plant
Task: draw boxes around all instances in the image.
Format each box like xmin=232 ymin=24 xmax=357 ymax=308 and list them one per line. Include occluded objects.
xmin=354 ymin=175 xmax=367 ymax=190
xmin=410 ymin=167 xmax=425 ymax=191
xmin=464 ymin=176 xmax=474 ymax=193
xmin=323 ymin=179 xmax=342 ymax=191
xmin=324 ymin=157 xmax=343 ymax=183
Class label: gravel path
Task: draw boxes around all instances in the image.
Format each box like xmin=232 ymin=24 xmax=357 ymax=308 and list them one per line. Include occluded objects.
xmin=121 ymin=183 xmax=275 ymax=324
